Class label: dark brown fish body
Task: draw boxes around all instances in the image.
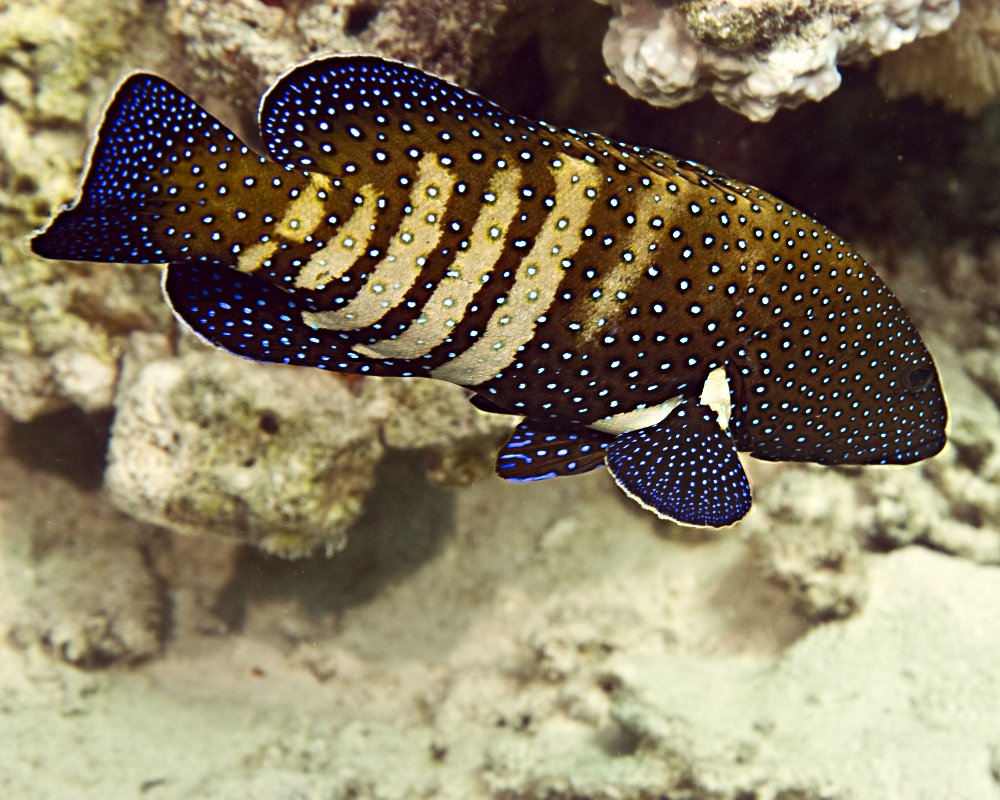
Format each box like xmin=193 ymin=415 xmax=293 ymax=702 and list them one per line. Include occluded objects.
xmin=31 ymin=55 xmax=947 ymax=526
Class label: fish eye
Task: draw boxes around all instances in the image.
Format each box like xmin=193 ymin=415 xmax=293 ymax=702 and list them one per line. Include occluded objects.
xmin=906 ymin=366 xmax=933 ymax=391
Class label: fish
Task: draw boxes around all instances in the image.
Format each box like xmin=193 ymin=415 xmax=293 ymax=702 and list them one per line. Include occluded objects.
xmin=30 ymin=54 xmax=948 ymax=528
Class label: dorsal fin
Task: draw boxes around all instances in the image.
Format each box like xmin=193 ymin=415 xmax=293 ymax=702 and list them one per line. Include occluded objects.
xmin=258 ymin=54 xmax=537 ymax=177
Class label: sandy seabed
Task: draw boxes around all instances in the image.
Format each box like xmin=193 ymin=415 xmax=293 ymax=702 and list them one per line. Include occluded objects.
xmin=2 ymin=436 xmax=999 ymax=800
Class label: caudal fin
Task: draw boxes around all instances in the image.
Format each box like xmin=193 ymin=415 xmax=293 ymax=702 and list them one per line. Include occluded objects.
xmin=31 ymin=73 xmax=292 ymax=266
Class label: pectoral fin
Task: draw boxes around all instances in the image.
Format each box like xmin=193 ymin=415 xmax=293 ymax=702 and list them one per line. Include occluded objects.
xmin=605 ymin=400 xmax=752 ymax=528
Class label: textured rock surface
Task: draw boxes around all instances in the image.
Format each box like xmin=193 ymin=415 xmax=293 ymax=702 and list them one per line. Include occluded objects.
xmin=105 ymin=347 xmax=511 ymax=556
xmin=879 ymin=0 xmax=1000 ymax=115
xmin=0 ymin=0 xmax=172 ymax=422
xmin=105 ymin=350 xmax=383 ymax=557
xmin=166 ymin=0 xmax=540 ymax=115
xmin=601 ymin=0 xmax=960 ymax=121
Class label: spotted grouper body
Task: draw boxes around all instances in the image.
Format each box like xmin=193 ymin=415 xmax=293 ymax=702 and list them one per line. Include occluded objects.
xmin=31 ymin=55 xmax=948 ymax=527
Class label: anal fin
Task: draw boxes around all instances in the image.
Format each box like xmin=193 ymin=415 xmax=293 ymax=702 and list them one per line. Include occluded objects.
xmin=497 ymin=418 xmax=611 ymax=482
xmin=163 ymin=261 xmax=421 ymax=378
xmin=606 ymin=400 xmax=752 ymax=528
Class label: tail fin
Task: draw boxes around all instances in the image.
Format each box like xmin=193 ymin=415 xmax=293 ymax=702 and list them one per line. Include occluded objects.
xmin=31 ymin=73 xmax=292 ymax=266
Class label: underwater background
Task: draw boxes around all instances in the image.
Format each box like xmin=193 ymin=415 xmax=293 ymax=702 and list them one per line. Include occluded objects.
xmin=1 ymin=0 xmax=999 ymax=797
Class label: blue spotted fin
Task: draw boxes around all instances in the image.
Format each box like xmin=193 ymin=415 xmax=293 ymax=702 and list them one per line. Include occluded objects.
xmin=260 ymin=55 xmax=526 ymax=175
xmin=496 ymin=418 xmax=610 ymax=481
xmin=163 ymin=261 xmax=423 ymax=377
xmin=605 ymin=400 xmax=751 ymax=527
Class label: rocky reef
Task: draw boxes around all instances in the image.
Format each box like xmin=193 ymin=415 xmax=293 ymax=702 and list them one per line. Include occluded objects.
xmin=1 ymin=0 xmax=999 ymax=798
xmin=106 ymin=350 xmax=510 ymax=557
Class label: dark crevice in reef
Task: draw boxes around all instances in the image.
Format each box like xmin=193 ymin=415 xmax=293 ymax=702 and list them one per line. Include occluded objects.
xmin=5 ymin=407 xmax=113 ymax=492
xmin=344 ymin=2 xmax=380 ymax=36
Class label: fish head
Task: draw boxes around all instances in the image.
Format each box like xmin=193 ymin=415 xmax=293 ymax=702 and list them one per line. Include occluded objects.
xmin=731 ymin=274 xmax=948 ymax=466
xmin=859 ymin=328 xmax=948 ymax=464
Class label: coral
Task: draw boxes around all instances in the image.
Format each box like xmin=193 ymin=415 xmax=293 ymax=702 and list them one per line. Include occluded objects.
xmin=879 ymin=0 xmax=1000 ymax=115
xmin=0 ymin=0 xmax=173 ymax=421
xmin=601 ymin=0 xmax=960 ymax=121
xmin=165 ymin=0 xmax=540 ymax=115
xmin=105 ymin=347 xmax=511 ymax=556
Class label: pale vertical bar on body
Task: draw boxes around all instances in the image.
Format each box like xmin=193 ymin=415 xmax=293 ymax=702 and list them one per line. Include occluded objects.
xmin=294 ymin=184 xmax=380 ymax=289
xmin=355 ymin=165 xmax=524 ymax=360
xmin=431 ymin=159 xmax=603 ymax=386
xmin=275 ymin=173 xmax=332 ymax=241
xmin=236 ymin=173 xmax=334 ymax=274
xmin=302 ymin=154 xmax=456 ymax=331
xmin=578 ymin=189 xmax=664 ymax=342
